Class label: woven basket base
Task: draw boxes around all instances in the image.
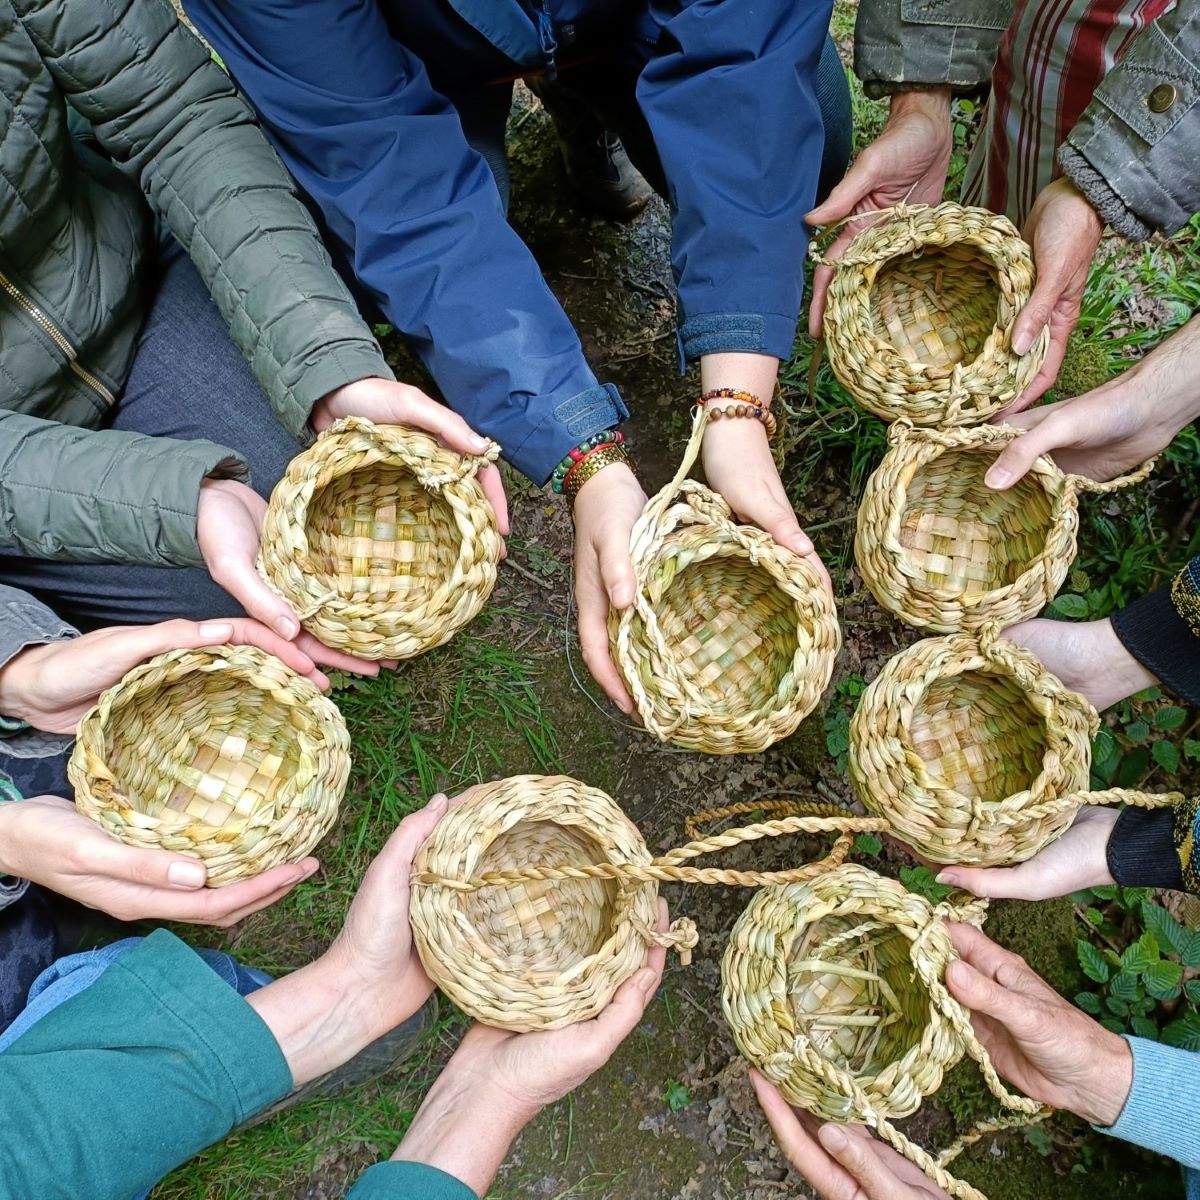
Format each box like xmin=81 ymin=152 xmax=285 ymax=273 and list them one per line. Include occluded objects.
xmin=912 ymin=670 xmax=1048 ymax=807
xmin=107 ymin=678 xmax=301 ymax=829
xmin=790 ymin=912 xmax=927 ymax=1083
xmin=305 ymin=466 xmax=458 ymax=605
xmin=647 ymin=555 xmax=798 ymax=711
xmin=870 ymin=246 xmax=997 ymax=372
xmin=460 ymin=820 xmax=621 ymax=984
xmin=899 ymin=447 xmax=1055 ymax=599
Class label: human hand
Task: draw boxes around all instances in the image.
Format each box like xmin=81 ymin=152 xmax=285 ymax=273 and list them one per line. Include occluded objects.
xmin=244 ymin=794 xmax=446 ymax=1088
xmin=197 ymin=479 xmax=391 ymax=673
xmin=0 ymin=794 xmax=316 ymax=924
xmin=573 ymin=462 xmax=646 ymax=713
xmin=393 ymin=901 xmax=668 ymax=1193
xmin=702 ymin=418 xmax=832 ymax=594
xmin=313 ymin=376 xmax=510 ymax=534
xmin=935 ymin=807 xmax=1118 ymax=900
xmin=0 ymin=617 xmax=355 ymax=734
xmin=946 ymin=922 xmax=1132 ymax=1127
xmin=807 ymin=89 xmax=953 ymax=336
xmin=752 ymin=1070 xmax=951 ymax=1200
xmin=999 ymin=617 xmax=1157 ymax=712
xmin=1004 ymin=179 xmax=1105 ymax=412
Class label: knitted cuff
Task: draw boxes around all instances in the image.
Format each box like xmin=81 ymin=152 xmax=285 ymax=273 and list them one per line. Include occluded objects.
xmin=1107 ymin=805 xmax=1186 ymax=892
xmin=1057 ymin=145 xmax=1154 ymax=243
xmin=1111 ymin=579 xmax=1200 ymax=708
xmin=1174 ymin=797 xmax=1200 ymax=895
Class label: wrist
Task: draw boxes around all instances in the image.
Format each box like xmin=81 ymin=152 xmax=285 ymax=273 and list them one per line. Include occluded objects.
xmin=570 ymin=455 xmax=637 ymax=511
xmin=394 ymin=1053 xmax=538 ymax=1194
xmin=1076 ymin=1030 xmax=1133 ymax=1127
xmin=0 ymin=646 xmax=42 ymax=726
xmin=890 ymin=88 xmax=952 ymax=122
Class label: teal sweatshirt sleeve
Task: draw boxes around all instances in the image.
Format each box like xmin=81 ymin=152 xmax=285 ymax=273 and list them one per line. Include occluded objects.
xmin=348 ymin=1161 xmax=477 ymax=1199
xmin=1097 ymin=1036 xmax=1200 ymax=1171
xmin=0 ymin=929 xmax=292 ymax=1200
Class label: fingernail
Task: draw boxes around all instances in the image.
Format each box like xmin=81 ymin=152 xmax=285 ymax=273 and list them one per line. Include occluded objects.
xmin=818 ymin=1125 xmax=848 ymax=1152
xmin=1012 ymin=330 xmax=1033 ymax=355
xmin=198 ymin=622 xmax=233 ymax=639
xmin=935 ymin=871 xmax=955 ymax=886
xmin=636 ymin=967 xmax=657 ymax=994
xmin=469 ymin=435 xmax=488 ymax=452
xmin=274 ymin=615 xmax=299 ymax=639
xmin=297 ymin=861 xmax=319 ymax=881
xmin=168 ymin=861 xmax=206 ymax=889
xmin=429 ymin=793 xmax=448 ymax=817
xmin=985 ymin=467 xmax=1012 ymax=490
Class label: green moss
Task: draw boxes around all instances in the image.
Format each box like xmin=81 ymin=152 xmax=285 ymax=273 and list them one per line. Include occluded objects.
xmin=984 ymin=897 xmax=1082 ymax=997
xmin=1050 ymin=336 xmax=1113 ymax=400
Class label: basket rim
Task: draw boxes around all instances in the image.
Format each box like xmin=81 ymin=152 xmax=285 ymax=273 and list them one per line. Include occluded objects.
xmin=880 ymin=428 xmax=1073 ymax=608
xmin=724 ymin=865 xmax=956 ymax=1107
xmin=277 ymin=430 xmax=488 ymax=618
xmin=411 ymin=775 xmax=655 ymax=986
xmin=69 ymin=645 xmax=348 ymax=837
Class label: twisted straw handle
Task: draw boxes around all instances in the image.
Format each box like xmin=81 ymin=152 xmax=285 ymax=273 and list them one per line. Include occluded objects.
xmin=413 ymin=811 xmax=888 ymax=893
xmin=806 ymin=197 xmax=933 ymax=267
xmin=635 ymin=405 xmax=712 ymax=540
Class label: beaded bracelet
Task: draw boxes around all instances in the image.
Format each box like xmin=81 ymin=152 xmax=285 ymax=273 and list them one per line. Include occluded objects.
xmin=563 ymin=443 xmax=632 ymax=505
xmin=550 ymin=428 xmax=625 ymax=493
xmin=704 ymin=402 xmax=778 ymax=440
xmin=698 ymin=388 xmax=766 ymax=410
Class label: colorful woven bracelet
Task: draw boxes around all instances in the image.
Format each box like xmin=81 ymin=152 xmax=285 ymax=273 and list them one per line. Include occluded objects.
xmin=700 ymin=400 xmax=777 ymax=440
xmin=564 ymin=443 xmax=632 ymax=505
xmin=550 ymin=428 xmax=625 ymax=493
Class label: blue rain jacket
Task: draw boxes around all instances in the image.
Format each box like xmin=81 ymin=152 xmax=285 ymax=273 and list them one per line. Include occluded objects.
xmin=184 ymin=0 xmax=833 ymax=483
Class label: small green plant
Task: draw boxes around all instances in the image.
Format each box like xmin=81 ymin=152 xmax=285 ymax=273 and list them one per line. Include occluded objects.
xmin=899 ymin=864 xmax=952 ymax=904
xmin=854 ymin=832 xmax=883 ymax=857
xmin=1088 ymin=688 xmax=1190 ymax=785
xmin=1073 ymin=890 xmax=1200 ymax=1047
xmin=663 ymin=1080 xmax=691 ymax=1113
xmin=824 ymin=674 xmax=866 ymax=772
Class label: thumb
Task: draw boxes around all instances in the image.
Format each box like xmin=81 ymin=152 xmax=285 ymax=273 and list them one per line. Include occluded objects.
xmin=219 ymin=558 xmax=301 ymax=641
xmin=598 ymin=537 xmax=636 ymax=610
xmin=761 ymin=507 xmax=813 ymax=558
xmin=807 ymin=157 xmax=881 ymax=226
xmin=1011 ymin=274 xmax=1059 ymax=356
xmin=85 ymin=837 xmax=208 ymax=890
xmin=985 ymin=426 xmax=1055 ymax=491
xmin=936 ymin=864 xmax=1025 ymax=899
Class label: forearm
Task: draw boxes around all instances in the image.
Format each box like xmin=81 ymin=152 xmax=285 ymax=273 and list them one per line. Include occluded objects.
xmin=392 ymin=1058 xmax=536 ymax=1196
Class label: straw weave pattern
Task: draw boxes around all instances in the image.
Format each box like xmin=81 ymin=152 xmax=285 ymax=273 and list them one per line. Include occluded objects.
xmin=848 ymin=628 xmax=1181 ymax=865
xmin=69 ymin=646 xmax=350 ymax=886
xmin=722 ymin=864 xmax=1045 ymax=1200
xmin=410 ymin=776 xmax=887 ymax=1030
xmin=856 ymin=422 xmax=1155 ymax=633
xmin=819 ymin=203 xmax=1048 ymax=426
xmin=611 ymin=408 xmax=840 ymax=754
xmin=260 ymin=417 xmax=501 ymax=659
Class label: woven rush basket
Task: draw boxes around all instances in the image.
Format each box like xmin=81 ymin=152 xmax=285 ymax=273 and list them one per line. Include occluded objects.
xmin=856 ymin=421 xmax=1155 ymax=633
xmin=722 ymin=863 xmax=1046 ymax=1200
xmin=849 ymin=627 xmax=1182 ymax=866
xmin=610 ymin=407 xmax=840 ymax=754
xmin=817 ymin=202 xmax=1048 ymax=426
xmin=69 ymin=645 xmax=350 ymax=886
xmin=410 ymin=775 xmax=886 ymax=1031
xmin=259 ymin=417 xmax=502 ymax=659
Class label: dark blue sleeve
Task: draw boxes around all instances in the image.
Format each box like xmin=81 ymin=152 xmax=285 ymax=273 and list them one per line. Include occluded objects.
xmin=636 ymin=0 xmax=834 ymax=363
xmin=182 ymin=0 xmax=625 ymax=484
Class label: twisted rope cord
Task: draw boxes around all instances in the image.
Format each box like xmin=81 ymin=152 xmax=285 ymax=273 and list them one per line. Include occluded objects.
xmin=413 ymin=812 xmax=889 ymax=892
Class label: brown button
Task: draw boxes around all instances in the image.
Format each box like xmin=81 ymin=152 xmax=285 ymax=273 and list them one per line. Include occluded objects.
xmin=1148 ymin=83 xmax=1178 ymax=113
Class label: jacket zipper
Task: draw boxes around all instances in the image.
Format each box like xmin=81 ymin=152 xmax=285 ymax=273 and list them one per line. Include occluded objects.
xmin=0 ymin=268 xmax=116 ymax=406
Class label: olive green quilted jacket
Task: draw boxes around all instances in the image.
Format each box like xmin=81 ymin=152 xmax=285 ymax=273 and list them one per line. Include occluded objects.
xmin=855 ymin=0 xmax=1200 ymax=241
xmin=0 ymin=0 xmax=391 ymax=566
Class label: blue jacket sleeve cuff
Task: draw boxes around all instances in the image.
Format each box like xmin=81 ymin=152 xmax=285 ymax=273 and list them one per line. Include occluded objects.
xmin=1097 ymin=1036 xmax=1200 ymax=1169
xmin=512 ymin=382 xmax=628 ymax=486
xmin=678 ymin=312 xmax=798 ymax=365
xmin=348 ymin=1161 xmax=478 ymax=1199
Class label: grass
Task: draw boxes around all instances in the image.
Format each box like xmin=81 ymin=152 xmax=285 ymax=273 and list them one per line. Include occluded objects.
xmin=152 ymin=613 xmax=560 ymax=1196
